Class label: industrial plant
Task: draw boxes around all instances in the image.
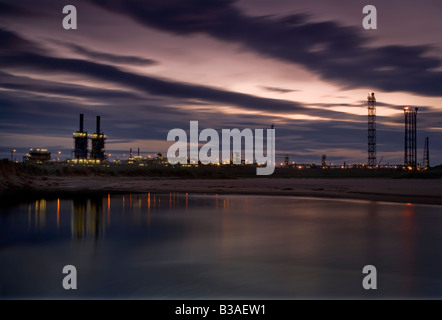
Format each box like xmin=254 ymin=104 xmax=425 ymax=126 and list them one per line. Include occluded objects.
xmin=23 ymin=148 xmax=51 ymax=163
xmin=10 ymin=96 xmax=434 ymax=171
xmin=72 ymin=114 xmax=106 ymax=164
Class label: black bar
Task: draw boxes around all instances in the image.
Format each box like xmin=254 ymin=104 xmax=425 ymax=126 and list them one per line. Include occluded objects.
xmin=0 ymin=300 xmax=375 ymax=318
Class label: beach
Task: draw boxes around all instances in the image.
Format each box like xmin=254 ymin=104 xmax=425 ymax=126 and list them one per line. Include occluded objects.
xmin=3 ymin=172 xmax=442 ymax=205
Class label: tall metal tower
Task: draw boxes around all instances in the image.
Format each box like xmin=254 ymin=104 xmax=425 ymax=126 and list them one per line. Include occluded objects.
xmin=404 ymin=107 xmax=418 ymax=169
xmin=367 ymin=92 xmax=376 ymax=167
xmin=90 ymin=116 xmax=106 ymax=163
xmin=73 ymin=114 xmax=88 ymax=161
xmin=423 ymin=136 xmax=429 ymax=170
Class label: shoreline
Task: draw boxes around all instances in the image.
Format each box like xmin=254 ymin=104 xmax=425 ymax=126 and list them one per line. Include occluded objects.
xmin=2 ymin=176 xmax=442 ymax=205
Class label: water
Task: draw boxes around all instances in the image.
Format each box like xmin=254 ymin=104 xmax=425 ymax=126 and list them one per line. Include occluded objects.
xmin=1 ymin=193 xmax=441 ymax=299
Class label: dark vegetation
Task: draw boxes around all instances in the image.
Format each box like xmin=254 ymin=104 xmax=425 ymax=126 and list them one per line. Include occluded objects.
xmin=2 ymin=159 xmax=442 ymax=180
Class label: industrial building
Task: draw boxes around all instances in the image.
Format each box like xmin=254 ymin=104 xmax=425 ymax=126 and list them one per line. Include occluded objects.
xmin=73 ymin=113 xmax=88 ymax=162
xmin=127 ymin=148 xmax=144 ymax=164
xmin=71 ymin=114 xmax=106 ymax=164
xmin=12 ymin=99 xmax=433 ymax=170
xmin=90 ymin=116 xmax=106 ymax=163
xmin=23 ymin=148 xmax=51 ymax=163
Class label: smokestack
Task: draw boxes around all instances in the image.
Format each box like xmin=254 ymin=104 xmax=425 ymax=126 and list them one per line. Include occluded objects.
xmin=138 ymin=148 xmax=140 ymax=156
xmin=130 ymin=148 xmax=133 ymax=159
xmin=79 ymin=114 xmax=84 ymax=132
xmin=96 ymin=116 xmax=101 ymax=133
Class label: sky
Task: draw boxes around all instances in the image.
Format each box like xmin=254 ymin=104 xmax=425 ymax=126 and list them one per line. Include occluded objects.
xmin=1 ymin=0 xmax=441 ymax=166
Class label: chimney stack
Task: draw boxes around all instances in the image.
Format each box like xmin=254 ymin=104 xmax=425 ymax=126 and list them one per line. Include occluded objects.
xmin=96 ymin=116 xmax=101 ymax=134
xmin=79 ymin=114 xmax=84 ymax=132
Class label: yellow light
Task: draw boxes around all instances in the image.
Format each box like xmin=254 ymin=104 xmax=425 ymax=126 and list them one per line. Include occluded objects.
xmin=13 ymin=149 xmax=16 ymax=152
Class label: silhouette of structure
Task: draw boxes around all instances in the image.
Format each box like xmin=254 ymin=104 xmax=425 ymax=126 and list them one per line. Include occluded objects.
xmin=367 ymin=92 xmax=376 ymax=167
xmin=321 ymin=154 xmax=327 ymax=169
xmin=24 ymin=148 xmax=51 ymax=163
xmin=284 ymin=155 xmax=289 ymax=167
xmin=404 ymin=107 xmax=418 ymax=169
xmin=90 ymin=116 xmax=106 ymax=163
xmin=73 ymin=114 xmax=88 ymax=161
xmin=423 ymin=136 xmax=429 ymax=170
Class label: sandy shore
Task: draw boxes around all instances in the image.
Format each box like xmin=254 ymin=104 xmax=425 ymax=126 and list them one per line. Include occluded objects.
xmin=8 ymin=175 xmax=442 ymax=205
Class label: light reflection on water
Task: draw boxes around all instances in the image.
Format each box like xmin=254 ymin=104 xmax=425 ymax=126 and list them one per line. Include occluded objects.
xmin=0 ymin=193 xmax=441 ymax=299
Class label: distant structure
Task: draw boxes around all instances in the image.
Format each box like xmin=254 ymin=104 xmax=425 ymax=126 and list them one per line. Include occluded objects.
xmin=134 ymin=148 xmax=143 ymax=162
xmin=234 ymin=151 xmax=241 ymax=164
xmin=90 ymin=116 xmax=106 ymax=163
xmin=270 ymin=123 xmax=274 ymax=168
xmin=72 ymin=114 xmax=107 ymax=164
xmin=128 ymin=148 xmax=143 ymax=164
xmin=73 ymin=114 xmax=88 ymax=162
xmin=321 ymin=154 xmax=327 ymax=169
xmin=367 ymin=92 xmax=376 ymax=168
xmin=423 ymin=136 xmax=429 ymax=170
xmin=284 ymin=155 xmax=289 ymax=167
xmin=24 ymin=148 xmax=51 ymax=163
xmin=404 ymin=107 xmax=418 ymax=169
xmin=149 ymin=153 xmax=168 ymax=166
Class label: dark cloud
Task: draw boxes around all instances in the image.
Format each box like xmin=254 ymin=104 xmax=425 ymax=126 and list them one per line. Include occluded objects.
xmin=0 ymin=2 xmax=441 ymax=165
xmin=54 ymin=41 xmax=159 ymax=66
xmin=0 ymin=28 xmax=45 ymax=55
xmin=0 ymin=2 xmax=30 ymax=17
xmin=91 ymin=0 xmax=442 ymax=97
xmin=260 ymin=86 xmax=297 ymax=94
xmin=0 ymin=28 xmax=355 ymax=121
xmin=2 ymin=43 xmax=438 ymax=164
xmin=0 ymin=87 xmax=190 ymax=142
xmin=0 ymin=71 xmax=148 ymax=101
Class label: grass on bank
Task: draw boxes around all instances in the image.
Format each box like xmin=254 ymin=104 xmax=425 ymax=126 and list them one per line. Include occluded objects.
xmin=2 ymin=159 xmax=442 ymax=179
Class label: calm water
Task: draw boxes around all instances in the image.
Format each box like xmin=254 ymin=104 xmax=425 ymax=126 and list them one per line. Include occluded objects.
xmin=0 ymin=193 xmax=441 ymax=299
